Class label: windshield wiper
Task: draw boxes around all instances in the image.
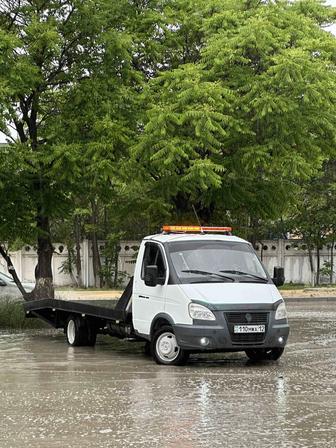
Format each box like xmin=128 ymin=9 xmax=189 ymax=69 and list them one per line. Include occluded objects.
xmin=219 ymin=270 xmax=268 ymax=282
xmin=181 ymin=269 xmax=234 ymax=282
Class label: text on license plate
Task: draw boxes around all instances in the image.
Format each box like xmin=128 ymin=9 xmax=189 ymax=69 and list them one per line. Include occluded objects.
xmin=234 ymin=325 xmax=265 ymax=334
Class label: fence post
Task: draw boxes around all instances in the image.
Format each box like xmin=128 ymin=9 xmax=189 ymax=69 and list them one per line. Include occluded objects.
xmin=278 ymin=239 xmax=285 ymax=270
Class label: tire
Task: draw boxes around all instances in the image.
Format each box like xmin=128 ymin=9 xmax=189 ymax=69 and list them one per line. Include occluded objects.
xmin=66 ymin=316 xmax=86 ymax=346
xmin=85 ymin=323 xmax=97 ymax=347
xmin=66 ymin=316 xmax=96 ymax=347
xmin=245 ymin=347 xmax=284 ymax=362
xmin=151 ymin=325 xmax=189 ymax=366
xmin=144 ymin=341 xmax=151 ymax=356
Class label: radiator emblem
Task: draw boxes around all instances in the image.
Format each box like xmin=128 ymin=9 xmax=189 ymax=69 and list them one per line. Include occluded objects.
xmin=245 ymin=313 xmax=252 ymax=323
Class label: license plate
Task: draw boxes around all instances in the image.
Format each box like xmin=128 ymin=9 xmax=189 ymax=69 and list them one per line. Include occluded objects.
xmin=234 ymin=325 xmax=265 ymax=334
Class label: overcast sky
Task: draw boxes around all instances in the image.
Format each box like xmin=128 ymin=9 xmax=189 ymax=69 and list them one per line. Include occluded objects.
xmin=326 ymin=0 xmax=336 ymax=33
xmin=1 ymin=1 xmax=336 ymax=144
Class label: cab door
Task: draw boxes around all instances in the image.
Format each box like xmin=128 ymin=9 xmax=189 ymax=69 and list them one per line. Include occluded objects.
xmin=132 ymin=242 xmax=168 ymax=336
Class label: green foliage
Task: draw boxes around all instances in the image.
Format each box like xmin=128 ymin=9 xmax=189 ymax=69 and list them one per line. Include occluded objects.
xmin=320 ymin=261 xmax=334 ymax=279
xmin=136 ymin=0 xmax=336 ymax=225
xmin=0 ymin=0 xmax=336 ymax=290
xmin=0 ymin=298 xmax=46 ymax=329
xmin=98 ymin=232 xmax=124 ymax=288
xmin=0 ymin=0 xmax=150 ymax=286
xmin=290 ymin=160 xmax=336 ymax=246
xmin=288 ymin=159 xmax=336 ymax=284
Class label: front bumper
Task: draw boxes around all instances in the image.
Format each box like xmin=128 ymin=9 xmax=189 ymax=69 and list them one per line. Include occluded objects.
xmin=173 ymin=308 xmax=289 ymax=352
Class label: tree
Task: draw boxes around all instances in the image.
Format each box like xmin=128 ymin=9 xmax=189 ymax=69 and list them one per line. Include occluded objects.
xmin=136 ymin=0 xmax=336 ymax=227
xmin=0 ymin=0 xmax=204 ymax=296
xmin=0 ymin=0 xmax=142 ymax=298
xmin=290 ymin=160 xmax=336 ymax=285
xmin=1 ymin=0 xmax=335 ymax=298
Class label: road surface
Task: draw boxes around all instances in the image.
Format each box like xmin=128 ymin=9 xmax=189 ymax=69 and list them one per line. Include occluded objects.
xmin=1 ymin=300 xmax=336 ymax=447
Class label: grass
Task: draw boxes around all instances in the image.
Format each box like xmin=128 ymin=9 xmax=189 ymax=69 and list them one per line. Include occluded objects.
xmin=279 ymin=283 xmax=306 ymax=290
xmin=279 ymin=283 xmax=336 ymax=290
xmin=0 ymin=298 xmax=47 ymax=329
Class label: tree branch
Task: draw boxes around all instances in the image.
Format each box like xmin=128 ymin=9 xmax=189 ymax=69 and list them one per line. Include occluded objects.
xmin=13 ymin=118 xmax=27 ymax=143
xmin=0 ymin=244 xmax=30 ymax=300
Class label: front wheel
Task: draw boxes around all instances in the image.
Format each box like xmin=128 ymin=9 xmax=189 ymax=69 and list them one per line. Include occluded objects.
xmin=151 ymin=325 xmax=189 ymax=366
xmin=245 ymin=347 xmax=284 ymax=362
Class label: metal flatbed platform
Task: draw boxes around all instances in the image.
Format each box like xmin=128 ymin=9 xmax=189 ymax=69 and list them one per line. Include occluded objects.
xmin=24 ymin=298 xmax=125 ymax=323
xmin=23 ymin=278 xmax=134 ymax=335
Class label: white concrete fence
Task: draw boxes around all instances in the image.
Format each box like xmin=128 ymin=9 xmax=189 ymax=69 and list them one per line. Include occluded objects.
xmin=0 ymin=239 xmax=334 ymax=287
xmin=256 ymin=239 xmax=334 ymax=285
xmin=0 ymin=240 xmax=140 ymax=288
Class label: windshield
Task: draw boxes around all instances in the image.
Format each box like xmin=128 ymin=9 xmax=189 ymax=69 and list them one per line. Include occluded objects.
xmin=168 ymin=240 xmax=268 ymax=284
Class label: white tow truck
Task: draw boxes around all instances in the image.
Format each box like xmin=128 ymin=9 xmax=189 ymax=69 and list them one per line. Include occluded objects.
xmin=25 ymin=226 xmax=289 ymax=365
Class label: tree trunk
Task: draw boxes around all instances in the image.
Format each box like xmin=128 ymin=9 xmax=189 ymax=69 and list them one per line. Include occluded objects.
xmin=91 ymin=232 xmax=102 ymax=288
xmin=308 ymin=246 xmax=315 ymax=286
xmin=316 ymin=246 xmax=321 ymax=286
xmin=74 ymin=216 xmax=83 ymax=287
xmin=103 ymin=207 xmax=108 ymax=288
xmin=30 ymin=215 xmax=54 ymax=299
xmin=113 ymin=243 xmax=119 ymax=288
xmin=91 ymin=200 xmax=102 ymax=288
xmin=330 ymin=239 xmax=334 ymax=284
xmin=0 ymin=245 xmax=29 ymax=300
xmin=258 ymin=240 xmax=264 ymax=262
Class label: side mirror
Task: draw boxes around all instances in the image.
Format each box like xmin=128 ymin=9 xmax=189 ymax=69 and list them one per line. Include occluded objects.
xmin=0 ymin=279 xmax=6 ymax=287
xmin=144 ymin=265 xmax=158 ymax=287
xmin=272 ymin=266 xmax=285 ymax=287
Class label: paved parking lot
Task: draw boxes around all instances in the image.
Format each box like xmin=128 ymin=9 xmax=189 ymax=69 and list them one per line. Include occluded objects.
xmin=1 ymin=300 xmax=336 ymax=447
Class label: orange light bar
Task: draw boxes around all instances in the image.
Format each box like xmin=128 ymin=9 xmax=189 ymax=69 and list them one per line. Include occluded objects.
xmin=201 ymin=226 xmax=232 ymax=232
xmin=162 ymin=225 xmax=232 ymax=233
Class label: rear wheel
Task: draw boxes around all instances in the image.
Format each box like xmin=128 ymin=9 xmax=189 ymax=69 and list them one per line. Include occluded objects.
xmin=86 ymin=324 xmax=97 ymax=346
xmin=245 ymin=347 xmax=284 ymax=362
xmin=151 ymin=325 xmax=189 ymax=366
xmin=66 ymin=316 xmax=84 ymax=346
xmin=66 ymin=316 xmax=96 ymax=347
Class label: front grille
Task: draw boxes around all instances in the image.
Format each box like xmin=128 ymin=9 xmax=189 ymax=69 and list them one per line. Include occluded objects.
xmin=225 ymin=312 xmax=269 ymax=344
xmin=225 ymin=312 xmax=269 ymax=324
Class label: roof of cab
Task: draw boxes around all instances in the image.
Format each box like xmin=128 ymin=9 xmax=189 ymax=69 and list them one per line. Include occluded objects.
xmin=143 ymin=233 xmax=250 ymax=245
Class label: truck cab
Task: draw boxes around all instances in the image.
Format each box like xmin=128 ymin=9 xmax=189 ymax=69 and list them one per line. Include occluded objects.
xmin=132 ymin=226 xmax=289 ymax=365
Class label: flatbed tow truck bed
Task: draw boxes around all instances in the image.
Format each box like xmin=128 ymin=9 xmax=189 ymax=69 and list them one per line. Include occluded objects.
xmin=23 ymin=278 xmax=136 ymax=343
xmin=24 ymin=298 xmax=124 ymax=323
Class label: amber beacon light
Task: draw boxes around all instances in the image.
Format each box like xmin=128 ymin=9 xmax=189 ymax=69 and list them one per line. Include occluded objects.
xmin=162 ymin=225 xmax=232 ymax=234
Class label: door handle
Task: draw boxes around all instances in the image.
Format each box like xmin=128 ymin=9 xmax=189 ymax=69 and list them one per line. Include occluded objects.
xmin=138 ymin=295 xmax=149 ymax=299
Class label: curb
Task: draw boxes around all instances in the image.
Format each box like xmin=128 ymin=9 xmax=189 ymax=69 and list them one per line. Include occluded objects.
xmin=284 ymin=296 xmax=336 ymax=302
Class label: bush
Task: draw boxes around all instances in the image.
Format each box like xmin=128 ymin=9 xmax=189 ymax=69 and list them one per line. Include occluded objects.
xmin=0 ymin=298 xmax=47 ymax=329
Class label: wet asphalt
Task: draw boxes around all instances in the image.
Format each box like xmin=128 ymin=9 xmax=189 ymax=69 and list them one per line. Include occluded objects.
xmin=1 ymin=300 xmax=336 ymax=448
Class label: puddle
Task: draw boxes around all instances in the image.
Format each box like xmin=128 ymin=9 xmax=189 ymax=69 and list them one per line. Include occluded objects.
xmin=1 ymin=301 xmax=336 ymax=447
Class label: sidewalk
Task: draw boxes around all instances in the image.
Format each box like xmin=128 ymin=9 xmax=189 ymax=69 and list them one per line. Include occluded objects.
xmin=281 ymin=287 xmax=336 ymax=301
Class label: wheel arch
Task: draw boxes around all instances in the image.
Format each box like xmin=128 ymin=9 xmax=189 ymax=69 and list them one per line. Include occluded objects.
xmin=150 ymin=313 xmax=175 ymax=338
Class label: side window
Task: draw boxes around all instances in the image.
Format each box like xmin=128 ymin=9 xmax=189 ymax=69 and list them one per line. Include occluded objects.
xmin=141 ymin=243 xmax=166 ymax=281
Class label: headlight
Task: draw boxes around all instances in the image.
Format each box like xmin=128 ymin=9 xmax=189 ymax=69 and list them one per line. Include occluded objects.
xmin=189 ymin=303 xmax=216 ymax=321
xmin=275 ymin=301 xmax=287 ymax=320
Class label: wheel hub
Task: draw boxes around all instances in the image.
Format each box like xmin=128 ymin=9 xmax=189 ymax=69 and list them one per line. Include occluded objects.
xmin=67 ymin=320 xmax=76 ymax=345
xmin=159 ymin=338 xmax=173 ymax=355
